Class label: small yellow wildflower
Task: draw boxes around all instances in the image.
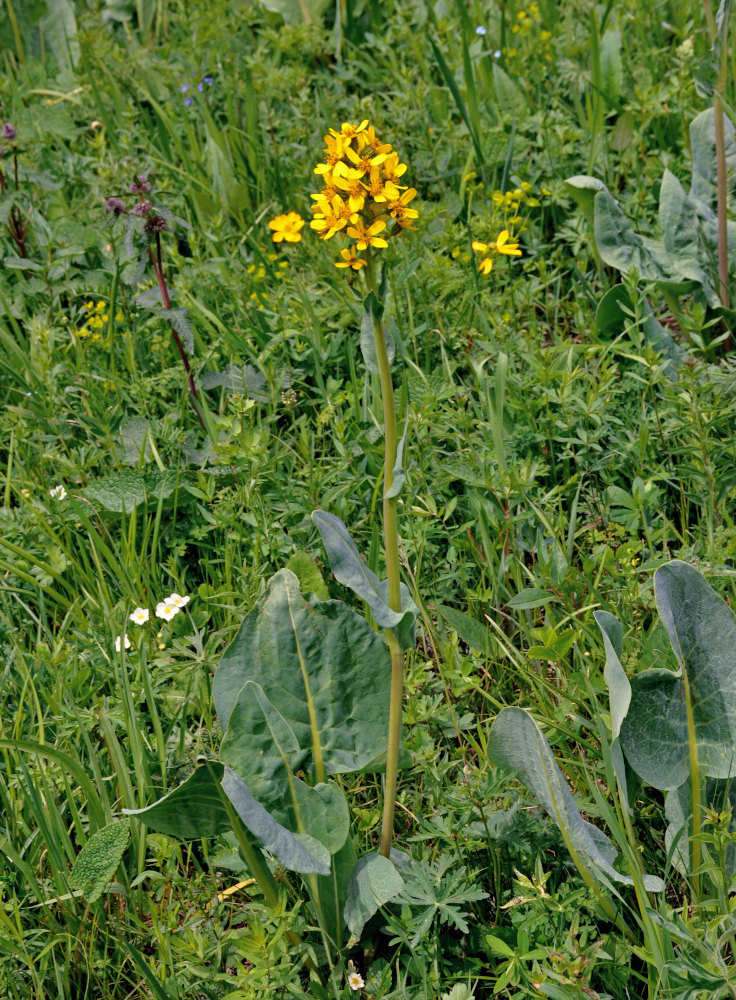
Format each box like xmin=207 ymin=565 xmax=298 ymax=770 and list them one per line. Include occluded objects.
xmin=335 ymin=247 xmax=367 ymax=270
xmin=494 ymin=229 xmax=522 ymax=256
xmin=268 ymin=212 xmax=305 ymax=243
xmin=472 ymin=229 xmax=521 ymax=274
xmin=347 ymin=218 xmax=388 ymax=250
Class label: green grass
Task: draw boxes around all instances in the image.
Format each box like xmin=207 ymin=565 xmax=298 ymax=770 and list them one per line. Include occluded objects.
xmin=1 ymin=0 xmax=735 ymax=997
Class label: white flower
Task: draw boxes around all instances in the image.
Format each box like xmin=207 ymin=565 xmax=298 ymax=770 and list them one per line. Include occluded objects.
xmin=164 ymin=592 xmax=190 ymax=608
xmin=347 ymin=972 xmax=365 ymax=992
xmin=155 ymin=601 xmax=180 ymax=621
xmin=493 ymin=49 xmax=502 ymax=58
xmin=50 ymin=485 xmax=67 ymax=500
xmin=129 ymin=607 xmax=150 ymax=625
xmin=475 ymin=24 xmax=487 ymax=35
xmin=115 ymin=634 xmax=131 ymax=652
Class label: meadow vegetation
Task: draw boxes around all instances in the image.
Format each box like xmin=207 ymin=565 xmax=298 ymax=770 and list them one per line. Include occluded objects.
xmin=2 ymin=1 xmax=736 ymax=998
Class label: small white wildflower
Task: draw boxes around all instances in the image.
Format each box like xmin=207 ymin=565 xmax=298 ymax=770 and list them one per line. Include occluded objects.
xmin=347 ymin=972 xmax=365 ymax=992
xmin=115 ymin=634 xmax=131 ymax=652
xmin=493 ymin=49 xmax=502 ymax=58
xmin=475 ymin=24 xmax=487 ymax=35
xmin=129 ymin=607 xmax=150 ymax=625
xmin=164 ymin=592 xmax=190 ymax=608
xmin=155 ymin=601 xmax=180 ymax=621
xmin=50 ymin=485 xmax=67 ymax=500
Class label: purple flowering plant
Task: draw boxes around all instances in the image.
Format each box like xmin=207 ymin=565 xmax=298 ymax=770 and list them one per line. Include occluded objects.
xmin=104 ymin=174 xmax=206 ymax=431
xmin=0 ymin=121 xmax=31 ymax=259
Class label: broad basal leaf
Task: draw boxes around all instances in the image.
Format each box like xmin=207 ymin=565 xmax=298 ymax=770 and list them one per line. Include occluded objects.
xmin=221 ymin=767 xmax=331 ymax=875
xmin=659 ymin=169 xmax=718 ymax=306
xmin=344 ymin=852 xmax=405 ymax=941
xmin=214 ymin=568 xmax=392 ymax=776
xmin=221 ymin=681 xmax=350 ymax=854
xmin=488 ymin=708 xmax=663 ymax=892
xmin=689 ymin=108 xmax=736 ymax=210
xmin=124 ymin=762 xmax=232 ymax=839
xmin=621 ymin=560 xmax=736 ymax=789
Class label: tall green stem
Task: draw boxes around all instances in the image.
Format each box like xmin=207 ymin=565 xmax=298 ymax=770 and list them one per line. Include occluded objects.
xmin=704 ymin=0 xmax=732 ymax=349
xmin=363 ymin=252 xmax=405 ymax=860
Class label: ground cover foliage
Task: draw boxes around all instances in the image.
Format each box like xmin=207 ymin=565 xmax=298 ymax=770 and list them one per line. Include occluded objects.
xmin=2 ymin=0 xmax=736 ymax=997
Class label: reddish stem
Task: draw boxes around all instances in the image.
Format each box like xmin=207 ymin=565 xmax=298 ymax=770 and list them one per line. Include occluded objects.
xmin=149 ymin=237 xmax=206 ymax=431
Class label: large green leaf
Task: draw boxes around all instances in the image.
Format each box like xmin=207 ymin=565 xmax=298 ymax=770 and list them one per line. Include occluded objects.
xmin=125 ymin=762 xmax=232 ymax=839
xmin=41 ymin=0 xmax=79 ymax=71
xmin=689 ymin=107 xmax=736 ymax=209
xmin=124 ymin=762 xmax=333 ymax=875
xmin=664 ymin=777 xmax=736 ymax=878
xmin=83 ymin=469 xmax=181 ymax=512
xmin=215 ymin=569 xmax=392 ymax=776
xmin=221 ymin=680 xmax=350 ymax=854
xmin=565 ymin=175 xmax=606 ymax=232
xmin=594 ymin=611 xmax=631 ymax=810
xmin=221 ymin=767 xmax=331 ymax=875
xmin=344 ymin=852 xmax=405 ymax=942
xmin=315 ymin=835 xmax=357 ymax=952
xmin=659 ymin=169 xmax=718 ymax=306
xmin=620 ymin=560 xmax=736 ymax=790
xmin=593 ymin=186 xmax=669 ymax=281
xmin=311 ymin=510 xmax=418 ymax=649
xmin=488 ymin=708 xmax=663 ymax=892
xmin=594 ymin=612 xmax=630 ymax=740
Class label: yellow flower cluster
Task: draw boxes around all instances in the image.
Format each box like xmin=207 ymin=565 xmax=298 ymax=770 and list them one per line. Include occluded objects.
xmin=247 ymin=251 xmax=290 ymax=306
xmin=77 ymin=300 xmax=124 ymax=341
xmin=471 ymin=230 xmax=521 ymax=275
xmin=491 ymin=182 xmax=545 ymax=228
xmin=309 ymin=120 xmax=418 ymax=270
xmin=504 ymin=3 xmax=552 ymax=61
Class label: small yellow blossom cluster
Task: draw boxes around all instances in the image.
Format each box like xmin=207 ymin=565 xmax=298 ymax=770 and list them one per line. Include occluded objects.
xmin=309 ymin=119 xmax=418 ymax=270
xmin=491 ymin=182 xmax=547 ymax=230
xmin=77 ymin=300 xmax=124 ymax=342
xmin=247 ymin=251 xmax=290 ymax=305
xmin=471 ymin=229 xmax=521 ymax=275
xmin=503 ymin=4 xmax=552 ymax=61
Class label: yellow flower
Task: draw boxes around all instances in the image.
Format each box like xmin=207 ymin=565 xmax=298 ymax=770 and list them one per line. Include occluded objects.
xmin=344 ymin=143 xmax=388 ymax=175
xmin=494 ymin=229 xmax=521 ymax=255
xmin=365 ymin=165 xmax=401 ymax=203
xmin=388 ymin=188 xmax=418 ymax=227
xmin=268 ymin=212 xmax=305 ymax=243
xmin=310 ymin=195 xmax=353 ymax=239
xmin=314 ymin=134 xmax=347 ymax=174
xmin=381 ymin=151 xmax=408 ymax=186
xmin=347 ymin=218 xmax=388 ymax=250
xmin=330 ymin=119 xmax=369 ymax=144
xmin=360 ymin=124 xmax=392 ymax=156
xmin=335 ymin=246 xmax=367 ymax=270
xmin=332 ymin=166 xmax=367 ymax=213
xmin=478 ymin=257 xmax=494 ymax=274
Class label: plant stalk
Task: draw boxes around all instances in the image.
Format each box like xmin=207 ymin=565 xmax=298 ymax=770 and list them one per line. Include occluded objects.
xmin=363 ymin=253 xmax=405 ymax=860
xmin=704 ymin=0 xmax=732 ymax=349
xmin=149 ymin=238 xmax=207 ymax=431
